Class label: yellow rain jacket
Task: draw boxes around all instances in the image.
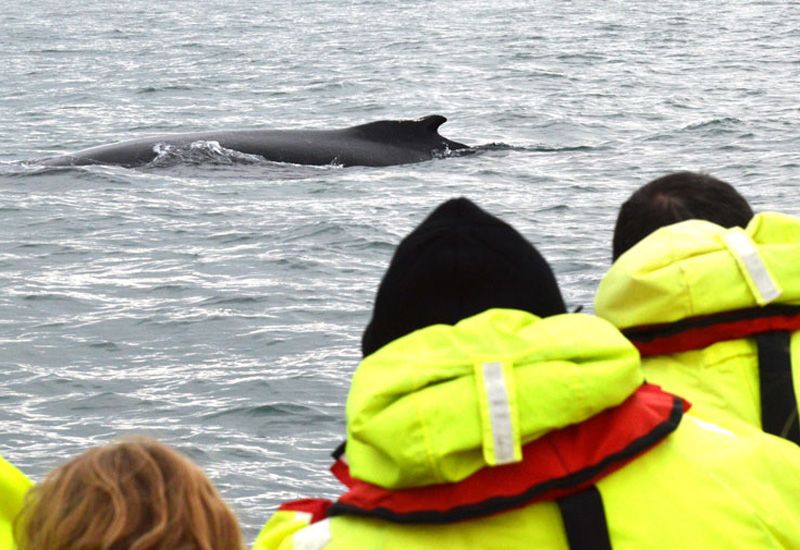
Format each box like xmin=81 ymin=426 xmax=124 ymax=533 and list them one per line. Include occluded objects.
xmin=596 ymin=212 xmax=800 ymax=440
xmin=254 ymin=309 xmax=800 ymax=550
xmin=1 ymin=454 xmax=31 ymax=549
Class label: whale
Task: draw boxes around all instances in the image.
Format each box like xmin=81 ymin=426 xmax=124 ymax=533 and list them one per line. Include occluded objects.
xmin=40 ymin=115 xmax=469 ymax=168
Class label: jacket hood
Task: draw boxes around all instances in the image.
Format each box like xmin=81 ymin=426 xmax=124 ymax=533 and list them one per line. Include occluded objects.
xmin=596 ymin=212 xmax=800 ymax=329
xmin=361 ymin=198 xmax=566 ymax=357
xmin=346 ymin=309 xmax=643 ymax=489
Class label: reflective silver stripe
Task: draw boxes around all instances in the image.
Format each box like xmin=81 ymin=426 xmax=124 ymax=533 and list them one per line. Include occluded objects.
xmin=723 ymin=230 xmax=781 ymax=305
xmin=482 ymin=361 xmax=517 ymax=465
xmin=293 ymin=518 xmax=332 ymax=550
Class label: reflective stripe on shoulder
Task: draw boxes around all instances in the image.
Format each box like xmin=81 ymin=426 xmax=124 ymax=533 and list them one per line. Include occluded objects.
xmin=475 ymin=361 xmax=522 ymax=466
xmin=292 ymin=518 xmax=332 ymax=550
xmin=722 ymin=229 xmax=782 ymax=305
xmin=328 ymin=385 xmax=685 ymax=523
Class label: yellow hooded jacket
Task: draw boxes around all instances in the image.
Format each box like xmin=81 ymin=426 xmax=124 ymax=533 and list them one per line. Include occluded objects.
xmin=254 ymin=309 xmax=800 ymax=550
xmin=596 ymin=212 xmax=800 ymax=441
xmin=1 ymin=454 xmax=32 ymax=550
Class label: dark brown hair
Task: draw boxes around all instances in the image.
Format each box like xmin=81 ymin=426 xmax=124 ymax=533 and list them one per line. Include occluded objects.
xmin=612 ymin=171 xmax=754 ymax=261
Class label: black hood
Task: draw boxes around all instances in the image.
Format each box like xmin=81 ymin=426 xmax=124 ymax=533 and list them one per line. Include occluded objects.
xmin=361 ymin=198 xmax=566 ymax=357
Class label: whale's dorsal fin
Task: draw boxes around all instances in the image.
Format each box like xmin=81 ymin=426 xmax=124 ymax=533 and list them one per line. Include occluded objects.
xmin=352 ymin=115 xmax=449 ymax=141
xmin=413 ymin=114 xmax=447 ymax=132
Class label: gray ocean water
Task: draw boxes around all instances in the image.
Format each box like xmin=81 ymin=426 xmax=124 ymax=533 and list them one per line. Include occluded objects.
xmin=1 ymin=0 xmax=798 ymax=541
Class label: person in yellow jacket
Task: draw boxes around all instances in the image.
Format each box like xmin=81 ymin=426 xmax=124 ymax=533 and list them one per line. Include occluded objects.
xmin=255 ymin=198 xmax=800 ymax=550
xmin=1 ymin=453 xmax=32 ymax=550
xmin=596 ymin=172 xmax=799 ymax=444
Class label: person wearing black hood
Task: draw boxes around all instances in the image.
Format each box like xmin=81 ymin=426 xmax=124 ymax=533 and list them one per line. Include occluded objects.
xmin=361 ymin=197 xmax=566 ymax=357
xmin=254 ymin=198 xmax=800 ymax=550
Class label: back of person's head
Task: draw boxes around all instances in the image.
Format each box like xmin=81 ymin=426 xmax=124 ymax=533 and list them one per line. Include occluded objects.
xmin=15 ymin=437 xmax=242 ymax=550
xmin=612 ymin=171 xmax=754 ymax=261
xmin=361 ymin=197 xmax=566 ymax=357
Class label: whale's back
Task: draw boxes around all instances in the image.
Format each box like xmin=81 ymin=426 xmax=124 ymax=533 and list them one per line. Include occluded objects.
xmin=40 ymin=115 xmax=468 ymax=168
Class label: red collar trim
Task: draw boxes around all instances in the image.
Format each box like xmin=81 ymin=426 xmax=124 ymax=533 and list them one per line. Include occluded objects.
xmin=328 ymin=384 xmax=687 ymax=523
xmin=624 ymin=308 xmax=800 ymax=357
xmin=277 ymin=498 xmax=332 ymax=523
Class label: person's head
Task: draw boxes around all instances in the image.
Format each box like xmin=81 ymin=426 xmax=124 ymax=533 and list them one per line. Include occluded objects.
xmin=15 ymin=437 xmax=242 ymax=550
xmin=361 ymin=197 xmax=566 ymax=357
xmin=612 ymin=171 xmax=754 ymax=261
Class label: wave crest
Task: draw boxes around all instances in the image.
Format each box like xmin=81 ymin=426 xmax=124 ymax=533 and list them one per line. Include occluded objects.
xmin=148 ymin=140 xmax=268 ymax=167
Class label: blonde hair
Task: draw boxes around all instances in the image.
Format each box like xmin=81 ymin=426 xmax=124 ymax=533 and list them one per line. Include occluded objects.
xmin=16 ymin=437 xmax=243 ymax=550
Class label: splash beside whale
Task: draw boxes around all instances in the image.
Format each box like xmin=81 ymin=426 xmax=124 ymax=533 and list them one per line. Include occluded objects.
xmin=40 ymin=115 xmax=469 ymax=168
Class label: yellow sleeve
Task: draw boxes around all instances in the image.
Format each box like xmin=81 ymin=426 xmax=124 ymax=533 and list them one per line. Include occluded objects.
xmin=0 ymin=454 xmax=33 ymax=550
xmin=252 ymin=509 xmax=314 ymax=550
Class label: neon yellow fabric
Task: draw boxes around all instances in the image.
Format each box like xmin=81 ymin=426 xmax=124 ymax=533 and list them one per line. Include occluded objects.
xmin=346 ymin=309 xmax=642 ymax=488
xmin=595 ymin=212 xmax=800 ymax=430
xmin=255 ymin=308 xmax=800 ymax=550
xmin=0 ymin=454 xmax=32 ymax=550
xmin=596 ymin=212 xmax=800 ymax=327
xmin=255 ymin=424 xmax=800 ymax=550
xmin=253 ymin=510 xmax=315 ymax=550
xmin=312 ymin=419 xmax=800 ymax=550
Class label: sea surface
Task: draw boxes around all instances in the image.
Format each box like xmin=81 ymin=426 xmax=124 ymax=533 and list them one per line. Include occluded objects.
xmin=1 ymin=0 xmax=798 ymax=541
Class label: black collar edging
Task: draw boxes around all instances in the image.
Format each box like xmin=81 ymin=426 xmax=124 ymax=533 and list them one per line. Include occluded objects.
xmin=623 ymin=304 xmax=800 ymax=342
xmin=327 ymin=396 xmax=685 ymax=524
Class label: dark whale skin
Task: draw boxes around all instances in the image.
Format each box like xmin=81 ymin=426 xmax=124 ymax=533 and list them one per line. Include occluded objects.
xmin=40 ymin=115 xmax=468 ymax=168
